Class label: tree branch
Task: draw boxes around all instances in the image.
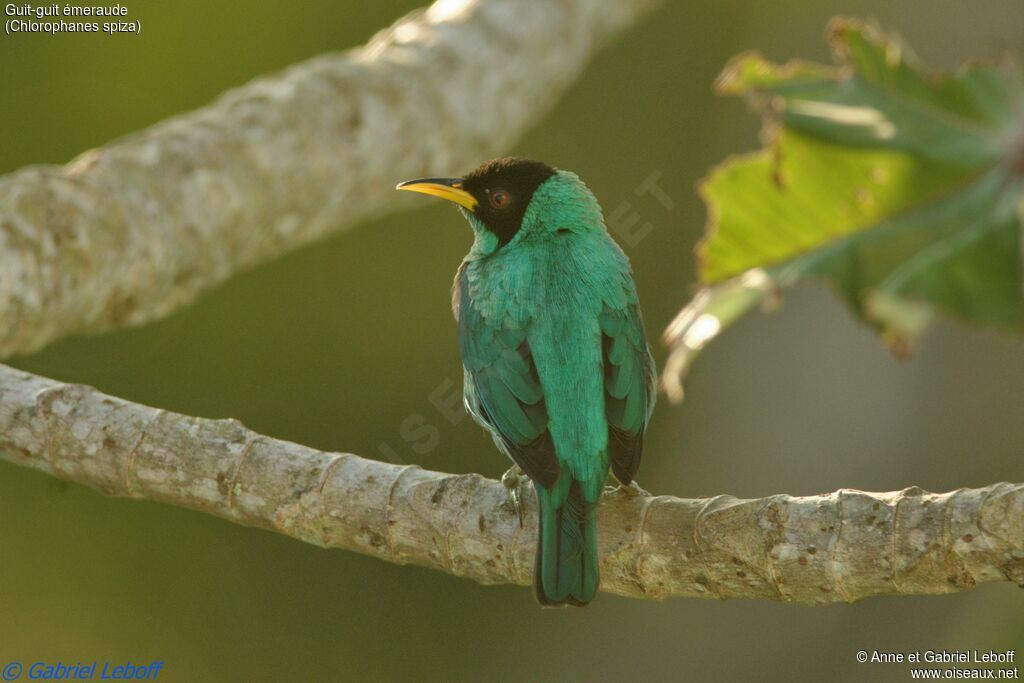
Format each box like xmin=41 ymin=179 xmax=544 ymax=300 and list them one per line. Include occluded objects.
xmin=3 ymin=362 xmax=1022 ymax=603
xmin=2 ymin=2 xmax=1021 ymax=604
xmin=0 ymin=0 xmax=662 ymax=358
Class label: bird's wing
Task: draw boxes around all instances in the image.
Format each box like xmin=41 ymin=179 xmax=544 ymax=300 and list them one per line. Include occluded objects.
xmin=600 ymin=303 xmax=656 ymax=485
xmin=456 ymin=267 xmax=558 ymax=488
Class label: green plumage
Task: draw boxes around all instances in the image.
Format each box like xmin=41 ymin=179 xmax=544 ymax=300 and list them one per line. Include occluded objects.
xmin=450 ymin=163 xmax=656 ymax=606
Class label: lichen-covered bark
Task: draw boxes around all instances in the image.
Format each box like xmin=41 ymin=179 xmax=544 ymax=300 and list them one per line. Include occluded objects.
xmin=0 ymin=0 xmax=662 ymax=358
xmin=2 ymin=363 xmax=1021 ymax=603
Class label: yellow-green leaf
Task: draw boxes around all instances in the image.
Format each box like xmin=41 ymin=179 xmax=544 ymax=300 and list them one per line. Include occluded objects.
xmin=663 ymin=17 xmax=1024 ymax=401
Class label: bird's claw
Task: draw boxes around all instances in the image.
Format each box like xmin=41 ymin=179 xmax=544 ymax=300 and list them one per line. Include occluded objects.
xmin=501 ymin=465 xmax=525 ymax=527
xmin=607 ymin=480 xmax=651 ymax=497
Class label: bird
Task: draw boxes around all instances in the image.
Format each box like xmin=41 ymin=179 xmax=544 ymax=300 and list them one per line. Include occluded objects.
xmin=396 ymin=158 xmax=656 ymax=606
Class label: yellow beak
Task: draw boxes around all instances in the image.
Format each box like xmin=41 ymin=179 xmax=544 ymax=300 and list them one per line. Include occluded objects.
xmin=395 ymin=177 xmax=478 ymax=211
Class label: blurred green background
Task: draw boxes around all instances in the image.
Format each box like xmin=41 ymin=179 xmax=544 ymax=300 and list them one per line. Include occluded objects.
xmin=2 ymin=1 xmax=1023 ymax=681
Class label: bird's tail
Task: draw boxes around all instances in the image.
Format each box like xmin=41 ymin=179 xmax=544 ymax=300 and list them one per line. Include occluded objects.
xmin=534 ymin=477 xmax=599 ymax=607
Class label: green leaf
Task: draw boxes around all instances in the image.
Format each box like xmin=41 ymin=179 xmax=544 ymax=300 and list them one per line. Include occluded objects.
xmin=663 ymin=17 xmax=1024 ymax=401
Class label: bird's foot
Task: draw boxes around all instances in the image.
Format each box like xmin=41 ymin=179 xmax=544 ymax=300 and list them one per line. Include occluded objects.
xmin=607 ymin=480 xmax=651 ymax=497
xmin=501 ymin=465 xmax=525 ymax=527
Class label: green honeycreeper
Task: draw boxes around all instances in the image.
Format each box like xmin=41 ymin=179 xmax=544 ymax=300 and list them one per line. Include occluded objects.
xmin=397 ymin=158 xmax=656 ymax=606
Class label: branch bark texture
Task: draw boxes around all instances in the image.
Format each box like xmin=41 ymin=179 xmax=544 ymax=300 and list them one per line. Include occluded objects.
xmin=2 ymin=363 xmax=1022 ymax=604
xmin=0 ymin=0 xmax=661 ymax=358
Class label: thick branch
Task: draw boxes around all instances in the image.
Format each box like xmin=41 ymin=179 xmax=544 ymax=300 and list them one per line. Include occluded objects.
xmin=2 ymin=363 xmax=1021 ymax=603
xmin=0 ymin=0 xmax=661 ymax=358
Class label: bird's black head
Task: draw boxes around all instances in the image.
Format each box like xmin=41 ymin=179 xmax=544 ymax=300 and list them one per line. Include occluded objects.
xmin=459 ymin=158 xmax=557 ymax=245
xmin=397 ymin=157 xmax=557 ymax=247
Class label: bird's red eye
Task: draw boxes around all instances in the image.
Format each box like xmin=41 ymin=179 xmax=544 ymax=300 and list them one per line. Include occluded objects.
xmin=489 ymin=189 xmax=511 ymax=209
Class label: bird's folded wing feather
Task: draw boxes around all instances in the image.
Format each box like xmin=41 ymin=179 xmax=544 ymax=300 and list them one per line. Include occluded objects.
xmin=456 ymin=268 xmax=559 ymax=488
xmin=600 ymin=302 xmax=656 ymax=485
